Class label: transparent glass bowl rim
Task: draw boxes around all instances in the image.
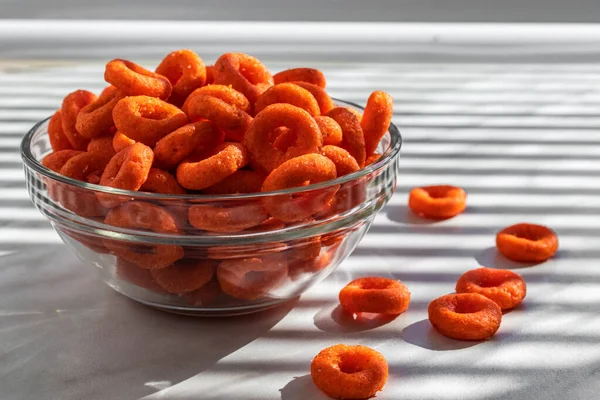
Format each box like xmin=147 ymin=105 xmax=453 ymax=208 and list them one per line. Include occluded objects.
xmin=20 ymin=99 xmax=402 ymax=201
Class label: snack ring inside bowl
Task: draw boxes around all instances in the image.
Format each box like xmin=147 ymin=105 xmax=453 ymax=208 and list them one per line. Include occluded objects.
xmin=216 ymin=254 xmax=288 ymax=300
xmin=105 ymin=59 xmax=172 ymax=100
xmin=213 ymin=52 xmax=274 ymax=103
xmin=254 ymin=83 xmax=320 ymax=117
xmin=244 ymin=103 xmax=322 ymax=173
xmin=326 ymin=107 xmax=366 ymax=168
xmin=103 ymin=201 xmax=184 ymax=270
xmin=155 ymin=49 xmax=207 ymax=106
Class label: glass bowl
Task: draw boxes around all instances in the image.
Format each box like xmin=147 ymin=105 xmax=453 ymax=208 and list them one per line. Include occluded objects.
xmin=21 ymin=100 xmax=402 ymax=316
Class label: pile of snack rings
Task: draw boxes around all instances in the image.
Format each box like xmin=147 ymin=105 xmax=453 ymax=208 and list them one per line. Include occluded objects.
xmin=38 ymin=49 xmax=560 ymax=400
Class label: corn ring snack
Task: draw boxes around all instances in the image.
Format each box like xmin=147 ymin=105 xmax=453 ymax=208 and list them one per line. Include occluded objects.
xmin=150 ymin=259 xmax=216 ymax=294
xmin=76 ymin=85 xmax=124 ymax=139
xmin=61 ymin=90 xmax=96 ymax=150
xmin=321 ymin=145 xmax=360 ymax=177
xmin=244 ymin=104 xmax=322 ymax=173
xmin=42 ymin=150 xmax=83 ymax=173
xmin=188 ymin=203 xmax=268 ymax=233
xmin=140 ymin=168 xmax=186 ymax=195
xmin=105 ymin=59 xmax=172 ymax=100
xmin=205 ymin=65 xmax=215 ymax=85
xmin=261 ymin=154 xmax=337 ymax=222
xmin=254 ymin=83 xmax=320 ymax=117
xmin=182 ymin=84 xmax=250 ymax=116
xmin=97 ymin=143 xmax=154 ymax=208
xmin=87 ymin=136 xmax=116 ymax=163
xmin=153 ymin=121 xmax=224 ymax=171
xmin=116 ymin=257 xmax=166 ymax=293
xmin=274 ymin=67 xmax=326 ymax=88
xmin=103 ymin=202 xmax=184 ymax=269
xmin=496 ymin=223 xmax=558 ymax=262
xmin=176 ymin=142 xmax=249 ymax=190
xmin=203 ymin=170 xmax=265 ymax=195
xmin=362 ymin=91 xmax=394 ymax=156
xmin=326 ymin=107 xmax=366 ymax=167
xmin=428 ymin=293 xmax=502 ymax=341
xmin=184 ymin=278 xmax=222 ymax=306
xmin=216 ymin=254 xmax=288 ymax=300
xmin=112 ymin=96 xmax=188 ymax=146
xmin=112 ymin=131 xmax=137 ymax=152
xmin=60 ymin=152 xmax=110 ymax=183
xmin=456 ymin=267 xmax=527 ymax=310
xmin=408 ymin=185 xmax=467 ymax=219
xmin=365 ymin=153 xmax=381 ymax=166
xmin=48 ymin=110 xmax=73 ymax=151
xmin=186 ymin=94 xmax=252 ymax=142
xmin=155 ymin=49 xmax=207 ymax=106
xmin=292 ymin=81 xmax=334 ymax=114
xmin=311 ymin=344 xmax=388 ymax=400
xmin=315 ymin=116 xmax=342 ymax=146
xmin=339 ymin=277 xmax=410 ymax=315
xmin=213 ymin=52 xmax=274 ymax=103
xmin=270 ymin=127 xmax=295 ymax=152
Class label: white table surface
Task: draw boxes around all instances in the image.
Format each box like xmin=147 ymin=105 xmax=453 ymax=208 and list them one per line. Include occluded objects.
xmin=2 ymin=20 xmax=600 ymax=400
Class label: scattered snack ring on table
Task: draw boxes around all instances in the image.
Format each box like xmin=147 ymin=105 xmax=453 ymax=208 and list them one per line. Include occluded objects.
xmin=48 ymin=110 xmax=73 ymax=151
xmin=496 ymin=223 xmax=559 ymax=262
xmin=274 ymin=67 xmax=326 ymax=88
xmin=339 ymin=276 xmax=411 ymax=315
xmin=216 ymin=254 xmax=288 ymax=300
xmin=76 ymin=85 xmax=124 ymax=139
xmin=103 ymin=201 xmax=184 ymax=269
xmin=244 ymin=103 xmax=322 ymax=173
xmin=456 ymin=267 xmax=527 ymax=310
xmin=105 ymin=59 xmax=172 ymax=99
xmin=97 ymin=143 xmax=154 ymax=208
xmin=428 ymin=293 xmax=502 ymax=341
xmin=155 ymin=49 xmax=206 ymax=106
xmin=176 ymin=142 xmax=249 ymax=190
xmin=326 ymin=107 xmax=366 ymax=167
xmin=213 ymin=52 xmax=274 ymax=103
xmin=150 ymin=259 xmax=216 ymax=294
xmin=261 ymin=153 xmax=337 ymax=222
xmin=254 ymin=83 xmax=320 ymax=117
xmin=408 ymin=185 xmax=467 ymax=219
xmin=361 ymin=91 xmax=394 ymax=157
xmin=112 ymin=95 xmax=188 ymax=146
xmin=310 ymin=344 xmax=388 ymax=400
xmin=61 ymin=89 xmax=96 ymax=150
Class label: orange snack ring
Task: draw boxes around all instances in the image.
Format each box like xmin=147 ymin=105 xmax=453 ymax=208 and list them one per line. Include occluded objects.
xmin=271 ymin=126 xmax=296 ymax=152
xmin=150 ymin=259 xmax=216 ymax=294
xmin=76 ymin=86 xmax=124 ymax=139
xmin=87 ymin=136 xmax=116 ymax=163
xmin=48 ymin=110 xmax=73 ymax=151
xmin=254 ymin=83 xmax=320 ymax=117
xmin=203 ymin=170 xmax=265 ymax=195
xmin=216 ymin=254 xmax=288 ymax=300
xmin=112 ymin=96 xmax=189 ymax=146
xmin=97 ymin=143 xmax=154 ymax=208
xmin=310 ymin=344 xmax=388 ymax=400
xmin=362 ymin=91 xmax=394 ymax=156
xmin=184 ymin=278 xmax=222 ymax=306
xmin=182 ymin=84 xmax=250 ymax=115
xmin=42 ymin=150 xmax=84 ymax=173
xmin=176 ymin=142 xmax=248 ymax=190
xmin=315 ymin=179 xmax=367 ymax=219
xmin=292 ymin=81 xmax=334 ymax=114
xmin=346 ymin=107 xmax=363 ymax=121
xmin=61 ymin=90 xmax=96 ymax=150
xmin=274 ymin=67 xmax=326 ymax=88
xmin=104 ymin=59 xmax=172 ymax=99
xmin=60 ymin=152 xmax=110 ymax=183
xmin=155 ymin=49 xmax=207 ymax=106
xmin=315 ymin=116 xmax=342 ymax=146
xmin=365 ymin=153 xmax=381 ymax=165
xmin=321 ymin=145 xmax=360 ymax=177
xmin=186 ymin=94 xmax=252 ymax=142
xmin=213 ymin=52 xmax=274 ymax=103
xmin=188 ymin=203 xmax=268 ymax=233
xmin=496 ymin=223 xmax=558 ymax=262
xmin=428 ymin=293 xmax=502 ymax=341
xmin=207 ymin=241 xmax=288 ymax=261
xmin=456 ymin=267 xmax=527 ymax=310
xmin=116 ymin=257 xmax=165 ymax=293
xmin=326 ymin=107 xmax=366 ymax=168
xmin=339 ymin=276 xmax=411 ymax=315
xmin=205 ymin=65 xmax=215 ymax=85
xmin=140 ymin=168 xmax=186 ymax=195
xmin=153 ymin=121 xmax=225 ymax=171
xmin=287 ymin=236 xmax=322 ymax=262
xmin=244 ymin=103 xmax=322 ymax=173
xmin=408 ymin=185 xmax=467 ymax=219
xmin=103 ymin=202 xmax=184 ymax=270
xmin=261 ymin=154 xmax=337 ymax=222
xmin=112 ymin=131 xmax=137 ymax=152
xmin=288 ymin=250 xmax=332 ymax=281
